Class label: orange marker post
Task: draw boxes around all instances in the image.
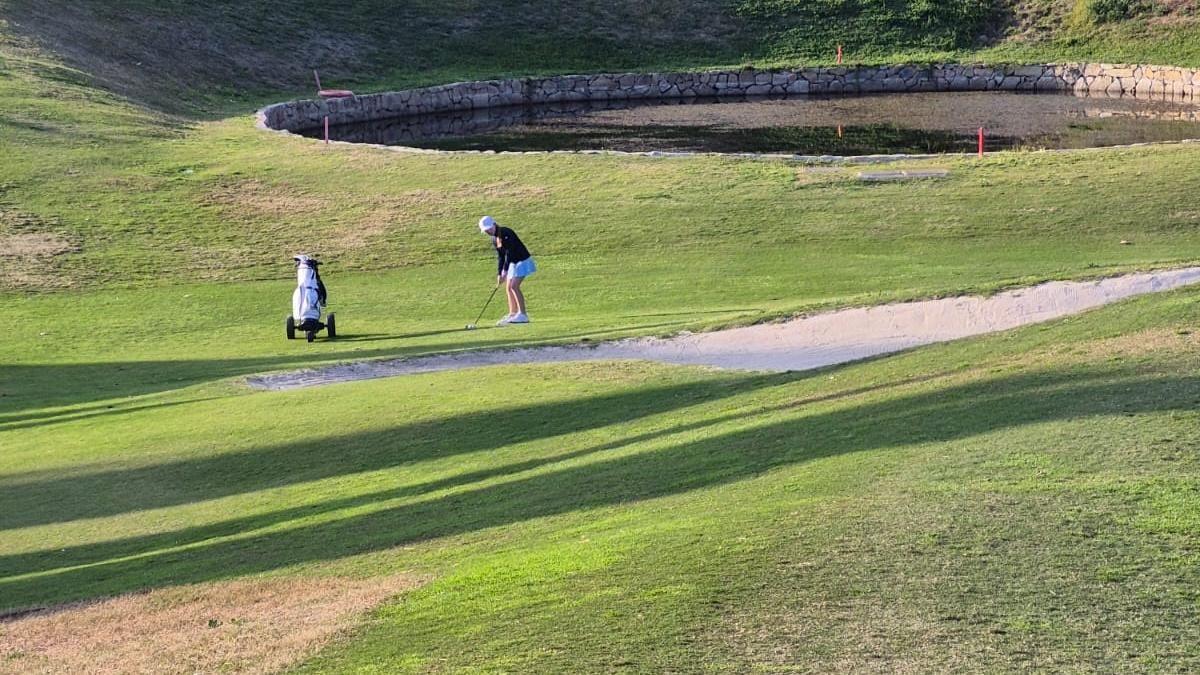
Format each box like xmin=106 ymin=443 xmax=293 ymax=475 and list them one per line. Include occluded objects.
xmin=977 ymin=127 xmax=984 ymax=157
xmin=836 ymin=45 xmax=843 ymax=65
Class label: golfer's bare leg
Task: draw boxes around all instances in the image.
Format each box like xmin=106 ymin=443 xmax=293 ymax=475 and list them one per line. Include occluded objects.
xmin=505 ymin=281 xmax=518 ymax=315
xmin=509 ymin=276 xmax=526 ymax=315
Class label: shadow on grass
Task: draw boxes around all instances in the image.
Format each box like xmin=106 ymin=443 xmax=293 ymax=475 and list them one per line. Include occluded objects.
xmin=332 ymin=329 xmax=474 ymax=343
xmin=0 ymin=369 xmax=958 ymax=587
xmin=0 ymin=345 xmax=483 ymax=419
xmin=0 ymin=319 xmax=692 ymax=417
xmin=0 ymin=372 xmax=793 ymax=530
xmin=2 ymin=365 xmax=1195 ymax=611
xmin=0 ymin=394 xmax=795 ymax=585
xmin=621 ymin=309 xmax=761 ymax=319
xmin=0 ymin=398 xmax=226 ymax=433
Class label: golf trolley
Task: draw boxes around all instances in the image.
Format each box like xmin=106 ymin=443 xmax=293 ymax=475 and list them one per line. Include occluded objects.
xmin=286 ymin=254 xmax=337 ymax=342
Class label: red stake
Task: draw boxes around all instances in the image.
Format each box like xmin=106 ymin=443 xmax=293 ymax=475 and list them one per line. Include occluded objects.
xmin=324 ymin=116 xmax=330 ymax=144
xmin=977 ymin=127 xmax=984 ymax=157
xmin=836 ymin=45 xmax=843 ymax=65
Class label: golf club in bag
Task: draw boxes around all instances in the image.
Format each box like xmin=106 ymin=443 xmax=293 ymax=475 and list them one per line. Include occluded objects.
xmin=465 ymin=284 xmax=500 ymax=330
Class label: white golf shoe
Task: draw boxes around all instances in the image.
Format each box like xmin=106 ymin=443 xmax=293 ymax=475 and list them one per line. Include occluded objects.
xmin=496 ymin=313 xmax=514 ymax=326
xmin=508 ymin=312 xmax=530 ymax=324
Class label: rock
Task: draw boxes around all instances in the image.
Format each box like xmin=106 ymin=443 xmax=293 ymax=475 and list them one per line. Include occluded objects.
xmin=785 ymin=80 xmax=810 ymax=94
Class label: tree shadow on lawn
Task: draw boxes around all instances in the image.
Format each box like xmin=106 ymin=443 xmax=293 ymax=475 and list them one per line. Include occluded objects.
xmin=0 ymin=391 xmax=797 ymax=586
xmin=0 ymin=319 xmax=692 ymax=418
xmin=0 ymin=369 xmax=956 ymax=587
xmin=0 ymin=397 xmax=227 ymax=433
xmin=0 ymin=372 xmax=794 ymax=530
xmin=0 ymin=345 xmax=480 ymax=420
xmin=621 ymin=309 xmax=762 ymax=319
xmin=3 ymin=365 xmax=1195 ymax=611
xmin=332 ymin=330 xmax=468 ymax=343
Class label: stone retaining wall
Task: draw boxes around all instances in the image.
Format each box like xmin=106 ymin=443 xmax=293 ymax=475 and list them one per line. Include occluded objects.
xmin=259 ymin=63 xmax=1200 ymax=137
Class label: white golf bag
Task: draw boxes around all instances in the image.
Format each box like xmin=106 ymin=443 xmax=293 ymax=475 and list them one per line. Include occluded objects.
xmin=287 ymin=255 xmax=334 ymax=341
xmin=292 ymin=256 xmax=325 ymax=323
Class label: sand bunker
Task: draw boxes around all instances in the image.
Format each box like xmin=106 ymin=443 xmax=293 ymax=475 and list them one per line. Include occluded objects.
xmin=250 ymin=267 xmax=1200 ymax=390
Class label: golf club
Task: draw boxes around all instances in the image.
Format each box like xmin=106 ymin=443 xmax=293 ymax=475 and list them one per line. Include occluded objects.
xmin=465 ymin=284 xmax=500 ymax=330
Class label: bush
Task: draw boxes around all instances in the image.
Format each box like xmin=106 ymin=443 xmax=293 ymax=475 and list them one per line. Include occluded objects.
xmin=1078 ymin=0 xmax=1156 ymax=23
xmin=735 ymin=0 xmax=1000 ymax=59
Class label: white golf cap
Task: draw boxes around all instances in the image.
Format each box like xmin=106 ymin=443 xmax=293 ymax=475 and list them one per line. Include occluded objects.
xmin=478 ymin=215 xmax=496 ymax=233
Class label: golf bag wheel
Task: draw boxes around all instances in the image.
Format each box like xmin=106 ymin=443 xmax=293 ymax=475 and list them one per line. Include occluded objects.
xmin=326 ymin=313 xmax=336 ymax=339
xmin=306 ymin=330 xmax=315 ymax=343
xmin=286 ymin=315 xmax=296 ymax=340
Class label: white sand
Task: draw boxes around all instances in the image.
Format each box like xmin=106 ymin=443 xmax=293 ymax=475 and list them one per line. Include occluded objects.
xmin=249 ymin=267 xmax=1200 ymax=390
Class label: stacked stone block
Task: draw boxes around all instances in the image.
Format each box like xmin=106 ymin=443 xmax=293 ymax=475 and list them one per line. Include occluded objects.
xmin=259 ymin=63 xmax=1200 ymax=136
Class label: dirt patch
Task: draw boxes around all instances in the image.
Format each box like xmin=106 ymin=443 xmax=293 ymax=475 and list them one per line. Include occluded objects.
xmin=249 ymin=267 xmax=1200 ymax=390
xmin=195 ymin=182 xmax=475 ymax=263
xmin=1002 ymin=0 xmax=1074 ymax=40
xmin=202 ymin=179 xmax=332 ymax=219
xmin=332 ymin=214 xmax=391 ymax=251
xmin=0 ymin=207 xmax=80 ymax=291
xmin=342 ymin=181 xmax=548 ymax=251
xmin=363 ymin=189 xmax=455 ymax=225
xmin=199 ymin=180 xmax=357 ymax=258
xmin=0 ymin=232 xmax=76 ymax=257
xmin=1149 ymin=0 xmax=1200 ymax=24
xmin=474 ymin=181 xmax=552 ymax=201
xmin=0 ymin=573 xmax=423 ymax=674
xmin=1024 ymin=326 xmax=1200 ymax=366
xmin=727 ymin=598 xmax=980 ymax=673
xmin=346 ymin=189 xmax=465 ymax=250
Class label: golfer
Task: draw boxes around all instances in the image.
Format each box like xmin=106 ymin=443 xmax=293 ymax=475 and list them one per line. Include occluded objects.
xmin=479 ymin=215 xmax=536 ymax=325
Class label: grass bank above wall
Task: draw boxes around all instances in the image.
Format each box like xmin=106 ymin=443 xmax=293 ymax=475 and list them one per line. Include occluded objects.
xmin=4 ymin=0 xmax=1200 ymax=115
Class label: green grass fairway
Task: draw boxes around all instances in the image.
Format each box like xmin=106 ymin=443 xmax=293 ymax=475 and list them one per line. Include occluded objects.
xmin=4 ymin=0 xmax=1200 ymax=670
xmin=5 ymin=289 xmax=1200 ymax=671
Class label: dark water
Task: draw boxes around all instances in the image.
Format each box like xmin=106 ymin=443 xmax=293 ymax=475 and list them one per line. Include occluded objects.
xmin=304 ymin=92 xmax=1200 ymax=155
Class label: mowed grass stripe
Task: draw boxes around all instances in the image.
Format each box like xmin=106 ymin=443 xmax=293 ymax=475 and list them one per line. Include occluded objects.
xmin=3 ymin=290 xmax=1199 ymax=670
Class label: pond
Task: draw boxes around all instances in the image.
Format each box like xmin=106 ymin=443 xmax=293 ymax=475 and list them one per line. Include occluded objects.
xmin=303 ymin=91 xmax=1200 ymax=155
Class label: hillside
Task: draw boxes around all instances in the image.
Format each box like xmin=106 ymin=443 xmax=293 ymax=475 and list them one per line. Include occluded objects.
xmin=2 ymin=0 xmax=1198 ymax=115
xmin=0 ymin=0 xmax=1198 ymax=295
xmin=1 ymin=0 xmax=747 ymax=113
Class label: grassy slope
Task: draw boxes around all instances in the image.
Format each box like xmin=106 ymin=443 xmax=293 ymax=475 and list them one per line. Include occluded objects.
xmin=3 ymin=0 xmax=1200 ymax=670
xmin=4 ymin=0 xmax=1197 ymax=114
xmin=2 ymin=1 xmax=1200 ymax=297
xmin=1 ymin=0 xmax=749 ymax=114
xmin=6 ymin=139 xmax=1200 ymax=413
xmin=4 ymin=290 xmax=1199 ymax=670
xmin=6 ymin=14 xmax=1200 ymax=415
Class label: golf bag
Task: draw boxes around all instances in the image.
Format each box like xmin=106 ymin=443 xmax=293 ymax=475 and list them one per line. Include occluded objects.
xmin=292 ymin=255 xmax=327 ymax=331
